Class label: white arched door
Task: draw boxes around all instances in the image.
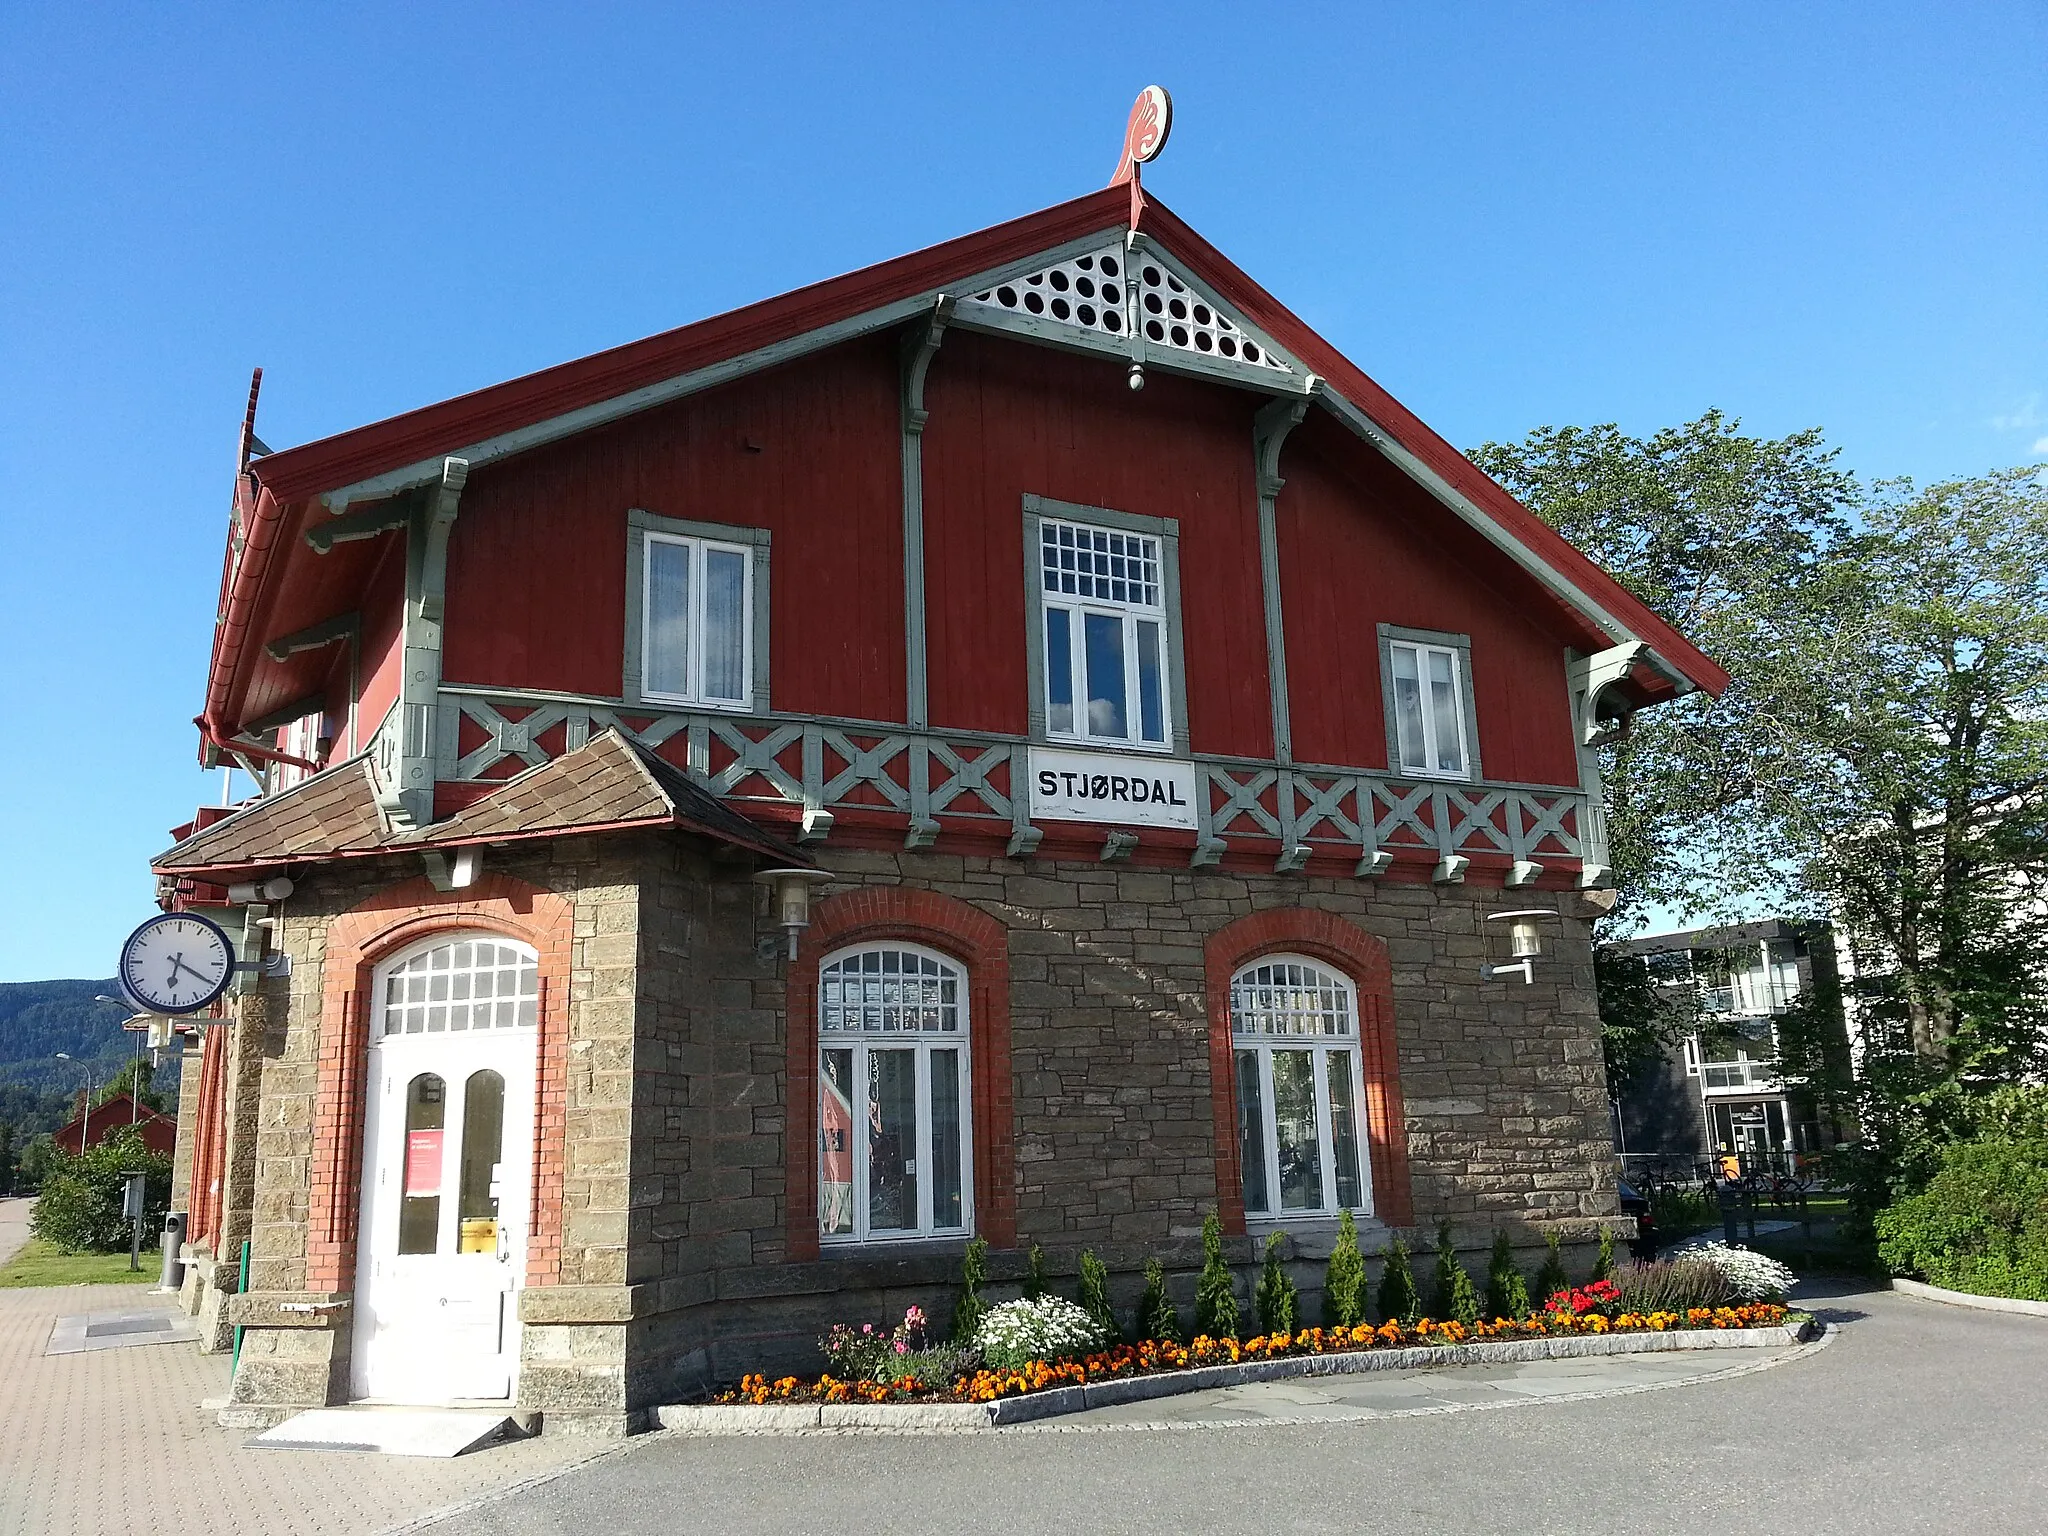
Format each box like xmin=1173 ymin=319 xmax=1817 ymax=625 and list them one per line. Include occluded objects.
xmin=352 ymin=936 xmax=539 ymax=1403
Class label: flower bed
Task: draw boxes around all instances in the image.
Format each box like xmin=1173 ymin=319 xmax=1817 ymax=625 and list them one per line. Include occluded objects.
xmin=719 ymin=1302 xmax=1790 ymax=1407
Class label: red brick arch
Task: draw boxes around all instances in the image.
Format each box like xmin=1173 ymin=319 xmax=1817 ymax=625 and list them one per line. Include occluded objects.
xmin=783 ymin=886 xmax=1015 ymax=1262
xmin=305 ymin=873 xmax=574 ymax=1293
xmin=1204 ymin=908 xmax=1413 ymax=1235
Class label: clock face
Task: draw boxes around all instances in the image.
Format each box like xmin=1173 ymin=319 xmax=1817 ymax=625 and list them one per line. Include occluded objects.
xmin=120 ymin=913 xmax=235 ymax=1015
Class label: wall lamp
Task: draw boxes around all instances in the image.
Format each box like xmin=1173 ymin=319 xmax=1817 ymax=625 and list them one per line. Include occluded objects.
xmin=753 ymin=867 xmax=834 ymax=959
xmin=1482 ymin=909 xmax=1560 ymax=984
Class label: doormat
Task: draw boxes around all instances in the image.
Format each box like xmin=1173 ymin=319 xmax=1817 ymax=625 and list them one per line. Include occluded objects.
xmin=46 ymin=1308 xmax=201 ymax=1356
xmin=249 ymin=1408 xmax=518 ymax=1457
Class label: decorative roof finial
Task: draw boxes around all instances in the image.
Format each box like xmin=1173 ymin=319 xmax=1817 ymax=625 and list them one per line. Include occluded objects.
xmin=1109 ymin=86 xmax=1172 ymax=187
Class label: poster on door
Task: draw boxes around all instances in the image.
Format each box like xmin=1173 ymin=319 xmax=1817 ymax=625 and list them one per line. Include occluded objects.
xmin=405 ymin=1129 xmax=444 ymax=1196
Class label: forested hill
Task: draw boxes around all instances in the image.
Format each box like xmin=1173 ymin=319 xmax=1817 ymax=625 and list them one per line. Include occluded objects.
xmin=0 ymin=979 xmax=132 ymax=1094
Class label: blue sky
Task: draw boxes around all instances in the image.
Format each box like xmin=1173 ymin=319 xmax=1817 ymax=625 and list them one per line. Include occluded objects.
xmin=1 ymin=2 xmax=2042 ymax=980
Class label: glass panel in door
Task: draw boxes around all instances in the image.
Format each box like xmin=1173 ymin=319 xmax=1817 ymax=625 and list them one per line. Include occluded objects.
xmin=398 ymin=1073 xmax=447 ymax=1255
xmin=819 ymin=1049 xmax=855 ymax=1238
xmin=1271 ymin=1050 xmax=1322 ymax=1212
xmin=929 ymin=1048 xmax=963 ymax=1231
xmin=867 ymin=1049 xmax=918 ymax=1233
xmin=1326 ymin=1051 xmax=1364 ymax=1209
xmin=457 ymin=1070 xmax=505 ymax=1255
xmin=1236 ymin=1049 xmax=1269 ymax=1214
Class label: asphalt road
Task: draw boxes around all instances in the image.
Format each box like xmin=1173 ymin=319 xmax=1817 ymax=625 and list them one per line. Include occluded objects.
xmin=422 ymin=1281 xmax=2048 ymax=1536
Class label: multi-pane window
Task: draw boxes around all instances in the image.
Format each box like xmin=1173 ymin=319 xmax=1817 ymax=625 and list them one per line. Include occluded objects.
xmin=380 ymin=939 xmax=538 ymax=1036
xmin=817 ymin=946 xmax=971 ymax=1244
xmin=1039 ymin=518 xmax=1170 ymax=748
xmin=641 ymin=531 xmax=752 ymax=709
xmin=1231 ymin=957 xmax=1371 ymax=1218
xmin=1387 ymin=639 xmax=1471 ymax=779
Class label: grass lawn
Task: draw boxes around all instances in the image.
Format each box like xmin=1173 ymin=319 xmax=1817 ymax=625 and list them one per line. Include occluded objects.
xmin=0 ymin=1237 xmax=158 ymax=1289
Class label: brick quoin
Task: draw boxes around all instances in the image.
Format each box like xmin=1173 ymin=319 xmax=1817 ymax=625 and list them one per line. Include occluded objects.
xmin=304 ymin=874 xmax=574 ymax=1293
xmin=1204 ymin=908 xmax=1414 ymax=1236
xmin=784 ymin=886 xmax=1015 ymax=1262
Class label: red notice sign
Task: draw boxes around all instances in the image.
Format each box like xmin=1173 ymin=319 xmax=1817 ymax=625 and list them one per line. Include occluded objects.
xmin=405 ymin=1129 xmax=444 ymax=1197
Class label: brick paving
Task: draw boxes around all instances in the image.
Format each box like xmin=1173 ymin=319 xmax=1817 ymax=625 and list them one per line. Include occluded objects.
xmin=0 ymin=1282 xmax=613 ymax=1536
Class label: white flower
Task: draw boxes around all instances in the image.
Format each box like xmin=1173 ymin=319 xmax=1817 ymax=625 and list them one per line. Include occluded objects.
xmin=974 ymin=1296 xmax=1105 ymax=1368
xmin=1690 ymin=1242 xmax=1797 ymax=1301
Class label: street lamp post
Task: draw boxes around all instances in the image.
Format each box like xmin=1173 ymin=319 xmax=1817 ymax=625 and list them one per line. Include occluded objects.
xmin=54 ymin=1054 xmax=91 ymax=1155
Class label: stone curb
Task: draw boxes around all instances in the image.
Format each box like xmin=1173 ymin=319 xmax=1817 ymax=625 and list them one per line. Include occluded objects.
xmin=1891 ymin=1277 xmax=2048 ymax=1317
xmin=654 ymin=1324 xmax=1816 ymax=1435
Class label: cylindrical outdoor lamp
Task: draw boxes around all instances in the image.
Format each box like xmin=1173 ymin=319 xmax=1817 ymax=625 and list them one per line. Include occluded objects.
xmin=1482 ymin=909 xmax=1561 ymax=983
xmin=752 ymin=868 xmax=834 ymax=959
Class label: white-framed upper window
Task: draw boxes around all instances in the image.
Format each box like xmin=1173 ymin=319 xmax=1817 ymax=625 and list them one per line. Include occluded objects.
xmin=1039 ymin=517 xmax=1171 ymax=749
xmin=1231 ymin=957 xmax=1372 ymax=1218
xmin=640 ymin=530 xmax=753 ymax=710
xmin=1384 ymin=634 xmax=1474 ymax=780
xmin=377 ymin=935 xmax=539 ymax=1038
xmin=817 ymin=945 xmax=972 ymax=1245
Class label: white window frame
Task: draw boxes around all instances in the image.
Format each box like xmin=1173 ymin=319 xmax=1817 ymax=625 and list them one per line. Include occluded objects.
xmin=375 ymin=933 xmax=540 ymax=1038
xmin=1230 ymin=955 xmax=1374 ymax=1220
xmin=1022 ymin=496 xmax=1188 ymax=756
xmin=817 ymin=944 xmax=974 ymax=1246
xmin=637 ymin=530 xmax=755 ymax=710
xmin=1377 ymin=624 xmax=1481 ymax=782
xmin=621 ymin=509 xmax=771 ymax=713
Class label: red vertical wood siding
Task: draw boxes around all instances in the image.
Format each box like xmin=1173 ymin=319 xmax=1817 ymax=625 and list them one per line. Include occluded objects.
xmin=920 ymin=330 xmax=1273 ymax=756
xmin=351 ymin=538 xmax=407 ymax=754
xmin=439 ymin=336 xmax=906 ymax=722
xmin=1276 ymin=414 xmax=1581 ymax=787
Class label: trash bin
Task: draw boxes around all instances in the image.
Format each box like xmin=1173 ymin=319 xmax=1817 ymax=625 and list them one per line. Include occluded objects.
xmin=158 ymin=1211 xmax=187 ymax=1292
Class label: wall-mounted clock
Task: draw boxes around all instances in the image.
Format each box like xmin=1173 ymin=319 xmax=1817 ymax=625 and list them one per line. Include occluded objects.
xmin=119 ymin=912 xmax=235 ymax=1015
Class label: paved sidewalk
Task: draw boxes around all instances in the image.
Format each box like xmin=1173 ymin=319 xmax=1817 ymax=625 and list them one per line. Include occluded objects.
xmin=0 ymin=1283 xmax=614 ymax=1536
xmin=1032 ymin=1337 xmax=1816 ymax=1430
xmin=0 ymin=1197 xmax=32 ymax=1268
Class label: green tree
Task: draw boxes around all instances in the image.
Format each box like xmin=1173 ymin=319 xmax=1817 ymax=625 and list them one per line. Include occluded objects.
xmin=95 ymin=1055 xmax=166 ymax=1113
xmin=1375 ymin=1238 xmax=1419 ymax=1326
xmin=1022 ymin=1242 xmax=1048 ymax=1302
xmin=949 ymin=1237 xmax=989 ymax=1344
xmin=1322 ymin=1210 xmax=1366 ymax=1328
xmin=28 ymin=1128 xmax=171 ymax=1253
xmin=1193 ymin=1211 xmax=1241 ymax=1340
xmin=1534 ymin=1230 xmax=1570 ymax=1307
xmin=1076 ymin=1249 xmax=1120 ymax=1344
xmin=1137 ymin=1258 xmax=1181 ymax=1343
xmin=1479 ymin=414 xmax=2048 ymax=1211
xmin=15 ymin=1133 xmax=58 ymax=1194
xmin=1254 ymin=1233 xmax=1298 ymax=1336
xmin=1485 ymin=1231 xmax=1531 ymax=1320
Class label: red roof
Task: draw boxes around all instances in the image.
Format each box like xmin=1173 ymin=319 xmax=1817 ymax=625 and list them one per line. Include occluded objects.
xmin=207 ymin=182 xmax=1725 ymax=743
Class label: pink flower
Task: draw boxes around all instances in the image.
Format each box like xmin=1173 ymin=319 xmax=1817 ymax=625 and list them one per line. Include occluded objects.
xmin=895 ymin=1340 xmax=909 ymax=1354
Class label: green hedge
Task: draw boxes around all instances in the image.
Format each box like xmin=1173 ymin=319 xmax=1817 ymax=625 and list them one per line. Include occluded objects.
xmin=27 ymin=1129 xmax=171 ymax=1254
xmin=1876 ymin=1135 xmax=2048 ymax=1302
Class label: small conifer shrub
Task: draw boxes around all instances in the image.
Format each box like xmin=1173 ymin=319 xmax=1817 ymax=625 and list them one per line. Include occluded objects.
xmin=950 ymin=1236 xmax=989 ymax=1344
xmin=1077 ymin=1248 xmax=1120 ymax=1344
xmin=1430 ymin=1222 xmax=1467 ymax=1320
xmin=1023 ymin=1242 xmax=1049 ymax=1302
xmin=1323 ymin=1209 xmax=1366 ymax=1328
xmin=1591 ymin=1225 xmax=1617 ymax=1283
xmin=1534 ymin=1229 xmax=1570 ymax=1305
xmin=1486 ymin=1229 xmax=1532 ymax=1320
xmin=1138 ymin=1257 xmax=1182 ymax=1343
xmin=1376 ymin=1237 xmax=1420 ymax=1325
xmin=1194 ymin=1211 xmax=1242 ymax=1340
xmin=1255 ymin=1232 xmax=1299 ymax=1336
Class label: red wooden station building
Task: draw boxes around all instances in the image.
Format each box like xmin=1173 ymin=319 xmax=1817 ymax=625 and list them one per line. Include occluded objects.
xmin=154 ymin=97 xmax=1723 ymax=1432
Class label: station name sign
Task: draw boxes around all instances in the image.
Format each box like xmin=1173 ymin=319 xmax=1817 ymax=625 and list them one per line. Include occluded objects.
xmin=1027 ymin=747 xmax=1200 ymax=830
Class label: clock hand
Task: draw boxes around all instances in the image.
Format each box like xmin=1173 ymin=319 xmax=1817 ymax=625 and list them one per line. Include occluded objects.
xmin=169 ymin=953 xmax=213 ymax=987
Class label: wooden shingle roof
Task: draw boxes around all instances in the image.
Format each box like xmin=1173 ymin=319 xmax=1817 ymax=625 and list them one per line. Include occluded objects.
xmin=153 ymin=730 xmax=805 ymax=875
